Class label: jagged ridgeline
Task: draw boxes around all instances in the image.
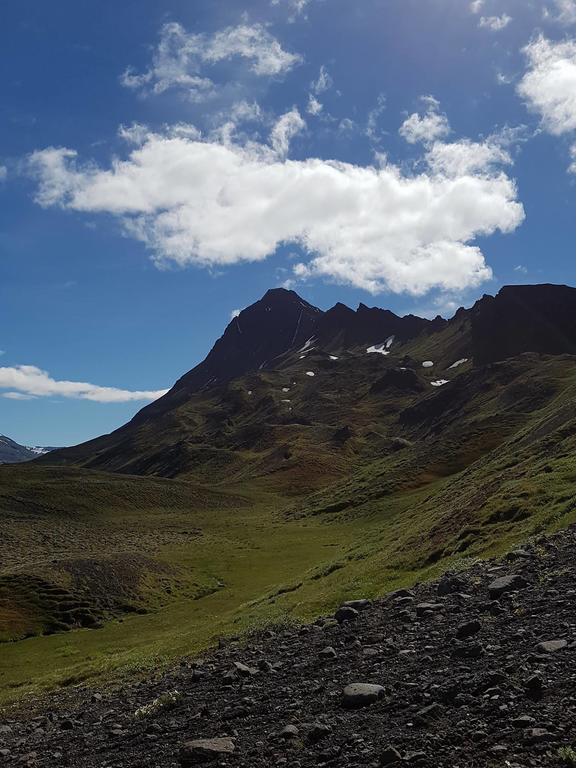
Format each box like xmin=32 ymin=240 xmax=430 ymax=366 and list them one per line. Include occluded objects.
xmin=38 ymin=283 xmax=576 ymax=485
xmin=3 ymin=283 xmax=576 ymax=706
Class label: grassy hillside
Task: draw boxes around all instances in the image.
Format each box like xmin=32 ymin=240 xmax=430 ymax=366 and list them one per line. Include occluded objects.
xmin=4 ymin=352 xmax=576 ymax=707
xmin=5 ymin=343 xmax=576 ymax=708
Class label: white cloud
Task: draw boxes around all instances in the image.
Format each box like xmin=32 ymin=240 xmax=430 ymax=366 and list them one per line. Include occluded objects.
xmin=479 ymin=14 xmax=512 ymax=31
xmin=270 ymin=108 xmax=306 ymax=156
xmin=399 ymin=97 xmax=451 ymax=145
xmin=426 ymin=138 xmax=511 ymax=176
xmin=307 ymin=95 xmax=323 ymax=115
xmin=470 ymin=0 xmax=484 ymax=13
xmin=514 ymin=264 xmax=528 ymax=274
xmin=3 ymin=392 xmax=37 ymax=401
xmin=121 ymin=22 xmax=302 ymax=99
xmin=27 ymin=120 xmax=524 ymax=296
xmin=518 ymin=36 xmax=576 ymax=135
xmin=306 ymin=66 xmax=333 ymax=118
xmin=546 ymin=0 xmax=576 ymax=25
xmin=230 ymin=308 xmax=241 ymax=319
xmin=0 ymin=365 xmax=168 ymax=403
xmin=518 ymin=36 xmax=576 ymax=172
xmin=366 ymin=94 xmax=387 ymax=143
xmin=338 ymin=118 xmax=356 ymax=136
xmin=271 ymin=0 xmax=310 ymax=20
xmin=0 ymin=166 xmax=7 ymax=182
xmin=311 ymin=65 xmax=333 ymax=95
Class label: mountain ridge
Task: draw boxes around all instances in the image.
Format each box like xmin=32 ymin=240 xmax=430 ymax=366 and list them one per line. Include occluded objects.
xmin=39 ymin=283 xmax=576 ymax=482
xmin=0 ymin=435 xmax=56 ymax=465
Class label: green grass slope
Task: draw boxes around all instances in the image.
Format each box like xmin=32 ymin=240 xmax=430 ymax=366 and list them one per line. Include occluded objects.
xmin=4 ymin=353 xmax=576 ymax=706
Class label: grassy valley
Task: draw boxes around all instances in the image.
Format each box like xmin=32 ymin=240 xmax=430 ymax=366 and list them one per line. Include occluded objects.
xmin=4 ymin=287 xmax=576 ymax=712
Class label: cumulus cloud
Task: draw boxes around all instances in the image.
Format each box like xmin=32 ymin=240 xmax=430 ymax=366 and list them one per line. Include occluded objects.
xmin=27 ymin=114 xmax=524 ymax=296
xmin=426 ymin=138 xmax=512 ymax=177
xmin=479 ymin=14 xmax=512 ymax=31
xmin=0 ymin=166 xmax=7 ymax=182
xmin=399 ymin=97 xmax=451 ymax=145
xmin=120 ymin=22 xmax=302 ymax=99
xmin=518 ymin=36 xmax=576 ymax=135
xmin=0 ymin=365 xmax=168 ymax=403
xmin=518 ymin=36 xmax=576 ymax=169
xmin=470 ymin=0 xmax=484 ymax=13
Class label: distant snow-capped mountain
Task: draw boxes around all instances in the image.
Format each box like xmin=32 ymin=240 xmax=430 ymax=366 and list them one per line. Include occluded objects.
xmin=0 ymin=435 xmax=57 ymax=464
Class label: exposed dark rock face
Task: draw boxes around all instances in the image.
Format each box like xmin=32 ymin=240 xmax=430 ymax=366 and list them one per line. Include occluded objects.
xmin=37 ymin=283 xmax=576 ymax=479
xmin=3 ymin=524 xmax=576 ymax=767
xmin=471 ymin=284 xmax=576 ymax=365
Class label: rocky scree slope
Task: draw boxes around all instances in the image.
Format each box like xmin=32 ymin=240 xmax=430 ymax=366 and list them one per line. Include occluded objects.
xmin=2 ymin=525 xmax=576 ymax=768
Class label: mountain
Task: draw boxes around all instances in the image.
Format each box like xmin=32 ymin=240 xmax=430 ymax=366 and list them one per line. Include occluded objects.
xmin=0 ymin=435 xmax=56 ymax=464
xmin=40 ymin=283 xmax=576 ymax=486
xmin=6 ymin=282 xmax=576 ymax=703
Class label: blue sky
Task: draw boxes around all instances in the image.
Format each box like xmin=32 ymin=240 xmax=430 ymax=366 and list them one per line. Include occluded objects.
xmin=2 ymin=0 xmax=576 ymax=446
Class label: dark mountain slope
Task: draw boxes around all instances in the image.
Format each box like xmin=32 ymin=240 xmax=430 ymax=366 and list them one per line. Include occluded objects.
xmin=0 ymin=436 xmax=55 ymax=464
xmin=39 ymin=284 xmax=576 ymax=489
xmin=472 ymin=284 xmax=576 ymax=365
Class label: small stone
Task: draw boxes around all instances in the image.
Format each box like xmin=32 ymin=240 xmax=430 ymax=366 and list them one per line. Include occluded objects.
xmin=456 ymin=619 xmax=482 ymax=639
xmin=342 ymin=683 xmax=385 ymax=709
xmin=437 ymin=574 xmax=466 ymax=596
xmin=452 ymin=642 xmax=484 ymax=659
xmin=179 ymin=738 xmax=236 ymax=765
xmin=380 ymin=746 xmax=402 ymax=765
xmin=335 ymin=606 xmax=359 ymax=624
xmin=511 ymin=715 xmax=536 ymax=729
xmin=307 ymin=723 xmax=331 ymax=744
xmin=343 ymin=599 xmax=372 ymax=611
xmin=280 ymin=725 xmax=299 ymax=739
xmin=233 ymin=661 xmax=257 ymax=677
xmin=415 ymin=603 xmax=444 ymax=617
xmin=524 ymin=674 xmax=544 ymax=701
xmin=390 ymin=589 xmax=415 ymax=600
xmin=524 ymin=728 xmax=555 ymax=745
xmin=319 ymin=646 xmax=337 ymax=659
xmin=535 ymin=639 xmax=567 ymax=654
xmin=414 ymin=703 xmax=443 ymax=726
xmin=506 ymin=549 xmax=533 ymax=561
xmin=488 ymin=575 xmax=529 ymax=600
